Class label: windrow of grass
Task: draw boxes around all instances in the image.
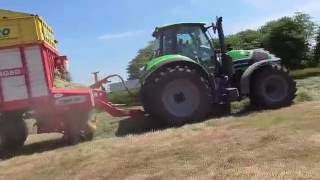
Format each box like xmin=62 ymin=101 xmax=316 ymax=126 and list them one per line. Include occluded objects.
xmin=289 ymin=67 xmax=320 ymax=79
xmin=295 ymin=76 xmax=320 ymax=102
xmin=54 ymin=78 xmax=84 ymax=88
xmin=107 ymin=89 xmax=140 ymax=106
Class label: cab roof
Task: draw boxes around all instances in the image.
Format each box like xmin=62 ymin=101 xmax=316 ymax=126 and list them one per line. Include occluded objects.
xmin=153 ymin=22 xmax=207 ymax=36
xmin=157 ymin=22 xmax=206 ymax=29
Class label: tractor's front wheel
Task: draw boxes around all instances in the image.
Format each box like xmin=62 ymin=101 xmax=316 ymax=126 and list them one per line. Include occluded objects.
xmin=0 ymin=113 xmax=27 ymax=152
xmin=250 ymin=66 xmax=296 ymax=109
xmin=141 ymin=65 xmax=212 ymax=125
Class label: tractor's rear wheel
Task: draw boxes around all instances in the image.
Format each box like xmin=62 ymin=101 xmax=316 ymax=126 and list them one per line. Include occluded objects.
xmin=141 ymin=65 xmax=212 ymax=125
xmin=0 ymin=113 xmax=27 ymax=152
xmin=250 ymin=66 xmax=296 ymax=108
xmin=64 ymin=111 xmax=96 ymax=145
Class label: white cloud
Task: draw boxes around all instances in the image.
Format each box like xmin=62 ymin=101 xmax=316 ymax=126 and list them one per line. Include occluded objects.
xmin=98 ymin=30 xmax=143 ymax=40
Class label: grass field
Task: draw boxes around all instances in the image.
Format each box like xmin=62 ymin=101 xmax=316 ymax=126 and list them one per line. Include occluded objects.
xmin=295 ymin=76 xmax=320 ymax=102
xmin=1 ymin=101 xmax=320 ymax=179
xmin=290 ymin=67 xmax=320 ymax=80
xmin=93 ymin=75 xmax=320 ymax=139
xmin=0 ymin=76 xmax=320 ymax=179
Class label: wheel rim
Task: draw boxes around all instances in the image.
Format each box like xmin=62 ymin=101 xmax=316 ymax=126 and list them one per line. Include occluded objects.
xmin=161 ymin=79 xmax=200 ymax=118
xmin=262 ymin=75 xmax=289 ymax=102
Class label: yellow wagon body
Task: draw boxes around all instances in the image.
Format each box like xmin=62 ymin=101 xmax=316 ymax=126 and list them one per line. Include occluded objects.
xmin=0 ymin=9 xmax=57 ymax=49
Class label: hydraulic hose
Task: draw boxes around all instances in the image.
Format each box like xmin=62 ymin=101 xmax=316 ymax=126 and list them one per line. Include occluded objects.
xmin=104 ymin=74 xmax=135 ymax=97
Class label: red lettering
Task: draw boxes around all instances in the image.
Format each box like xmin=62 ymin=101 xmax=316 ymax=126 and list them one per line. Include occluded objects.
xmin=0 ymin=68 xmax=24 ymax=77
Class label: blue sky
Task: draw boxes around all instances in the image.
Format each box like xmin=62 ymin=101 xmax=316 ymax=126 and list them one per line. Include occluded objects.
xmin=1 ymin=0 xmax=319 ymax=84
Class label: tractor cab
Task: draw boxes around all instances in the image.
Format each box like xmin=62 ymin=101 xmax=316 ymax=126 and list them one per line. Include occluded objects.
xmin=152 ymin=19 xmax=234 ymax=77
xmin=153 ymin=23 xmax=215 ymax=69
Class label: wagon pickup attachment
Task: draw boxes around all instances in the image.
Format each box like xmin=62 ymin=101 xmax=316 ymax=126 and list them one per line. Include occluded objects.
xmin=90 ymin=74 xmax=145 ymax=118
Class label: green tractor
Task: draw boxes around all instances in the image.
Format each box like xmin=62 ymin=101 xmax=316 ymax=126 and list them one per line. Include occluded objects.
xmin=140 ymin=17 xmax=296 ymax=125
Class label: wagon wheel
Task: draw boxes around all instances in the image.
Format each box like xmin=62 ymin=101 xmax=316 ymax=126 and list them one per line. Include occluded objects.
xmin=64 ymin=111 xmax=96 ymax=145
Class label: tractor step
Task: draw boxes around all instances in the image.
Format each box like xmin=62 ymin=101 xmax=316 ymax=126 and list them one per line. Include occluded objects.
xmin=224 ymin=88 xmax=240 ymax=101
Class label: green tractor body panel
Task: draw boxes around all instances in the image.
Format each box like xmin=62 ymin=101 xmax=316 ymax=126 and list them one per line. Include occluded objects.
xmin=141 ymin=49 xmax=277 ymax=84
xmin=140 ymin=54 xmax=207 ymax=84
xmin=227 ymin=50 xmax=252 ymax=62
xmin=227 ymin=49 xmax=275 ymax=71
xmin=227 ymin=49 xmax=273 ymax=62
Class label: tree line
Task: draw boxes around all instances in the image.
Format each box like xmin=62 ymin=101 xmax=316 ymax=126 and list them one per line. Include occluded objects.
xmin=127 ymin=12 xmax=320 ymax=79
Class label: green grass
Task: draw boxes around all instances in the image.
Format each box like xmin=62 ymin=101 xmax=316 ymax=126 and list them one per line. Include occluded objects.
xmin=54 ymin=78 xmax=84 ymax=88
xmin=295 ymin=76 xmax=320 ymax=102
xmin=108 ymin=89 xmax=140 ymax=106
xmin=93 ymin=111 xmax=163 ymax=139
xmin=290 ymin=67 xmax=320 ymax=79
xmin=235 ymin=76 xmax=320 ymax=129
xmin=93 ymin=112 xmax=118 ymax=139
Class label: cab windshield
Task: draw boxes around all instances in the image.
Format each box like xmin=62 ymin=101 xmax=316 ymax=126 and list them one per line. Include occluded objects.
xmin=154 ymin=25 xmax=213 ymax=63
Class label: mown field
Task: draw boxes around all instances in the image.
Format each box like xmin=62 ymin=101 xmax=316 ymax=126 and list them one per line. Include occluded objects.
xmin=94 ymin=75 xmax=320 ymax=139
xmin=0 ymin=75 xmax=319 ymax=179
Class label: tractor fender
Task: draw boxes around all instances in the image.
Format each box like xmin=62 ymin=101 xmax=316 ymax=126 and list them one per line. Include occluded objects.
xmin=140 ymin=55 xmax=210 ymax=85
xmin=240 ymin=58 xmax=281 ymax=95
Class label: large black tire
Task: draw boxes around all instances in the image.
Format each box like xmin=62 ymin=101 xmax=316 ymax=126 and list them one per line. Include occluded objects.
xmin=250 ymin=66 xmax=296 ymax=109
xmin=0 ymin=113 xmax=27 ymax=152
xmin=64 ymin=111 xmax=95 ymax=145
xmin=141 ymin=65 xmax=213 ymax=125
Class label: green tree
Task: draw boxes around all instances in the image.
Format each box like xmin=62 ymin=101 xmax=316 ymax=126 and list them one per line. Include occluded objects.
xmin=260 ymin=12 xmax=315 ymax=40
xmin=292 ymin=12 xmax=316 ymax=41
xmin=313 ymin=27 xmax=320 ymax=66
xmin=226 ymin=30 xmax=262 ymax=50
xmin=127 ymin=41 xmax=155 ymax=79
xmin=293 ymin=12 xmax=317 ymax=66
xmin=261 ymin=17 xmax=306 ymax=69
